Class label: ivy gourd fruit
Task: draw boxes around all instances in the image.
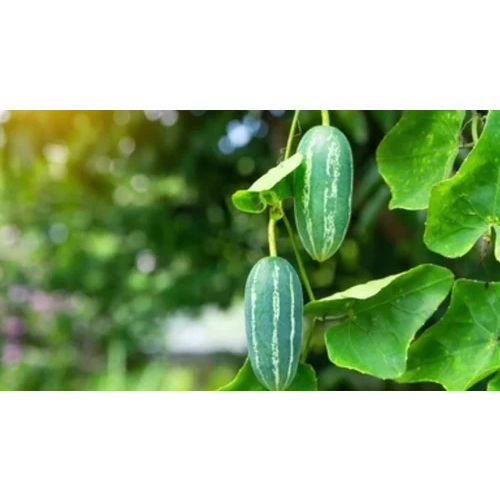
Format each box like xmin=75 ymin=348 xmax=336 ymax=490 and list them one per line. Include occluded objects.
xmin=293 ymin=125 xmax=353 ymax=262
xmin=244 ymin=256 xmax=303 ymax=391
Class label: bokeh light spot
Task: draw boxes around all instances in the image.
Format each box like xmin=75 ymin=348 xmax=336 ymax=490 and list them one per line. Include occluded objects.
xmin=136 ymin=249 xmax=156 ymax=274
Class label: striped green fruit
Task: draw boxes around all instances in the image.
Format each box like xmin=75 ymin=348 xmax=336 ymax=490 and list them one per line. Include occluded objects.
xmin=244 ymin=256 xmax=303 ymax=391
xmin=293 ymin=125 xmax=353 ymax=262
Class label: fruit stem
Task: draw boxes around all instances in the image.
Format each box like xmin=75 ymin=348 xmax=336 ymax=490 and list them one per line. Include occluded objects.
xmin=284 ymin=110 xmax=301 ymax=160
xmin=268 ymin=215 xmax=277 ymax=256
xmin=321 ymin=110 xmax=330 ymax=126
xmin=282 ymin=213 xmax=315 ymax=302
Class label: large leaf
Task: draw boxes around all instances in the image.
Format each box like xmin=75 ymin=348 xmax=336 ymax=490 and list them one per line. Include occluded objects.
xmin=399 ymin=279 xmax=500 ymax=391
xmin=424 ymin=110 xmax=500 ymax=261
xmin=488 ymin=372 xmax=500 ymax=391
xmin=305 ymin=264 xmax=454 ymax=379
xmin=219 ymin=358 xmax=317 ymax=391
xmin=377 ymin=110 xmax=465 ymax=210
xmin=232 ymin=152 xmax=303 ymax=213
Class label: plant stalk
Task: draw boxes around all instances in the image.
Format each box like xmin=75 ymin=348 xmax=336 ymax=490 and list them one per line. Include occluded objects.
xmin=282 ymin=213 xmax=315 ymax=302
xmin=321 ymin=110 xmax=330 ymax=126
xmin=268 ymin=215 xmax=277 ymax=256
xmin=282 ymin=109 xmax=318 ymax=364
xmin=284 ymin=110 xmax=301 ymax=160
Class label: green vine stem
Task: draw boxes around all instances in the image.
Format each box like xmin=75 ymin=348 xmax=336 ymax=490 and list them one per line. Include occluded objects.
xmin=321 ymin=110 xmax=330 ymax=126
xmin=282 ymin=213 xmax=315 ymax=302
xmin=281 ymin=110 xmax=315 ymax=302
xmin=268 ymin=215 xmax=277 ymax=256
xmin=281 ymin=109 xmax=318 ymax=363
xmin=284 ymin=110 xmax=301 ymax=161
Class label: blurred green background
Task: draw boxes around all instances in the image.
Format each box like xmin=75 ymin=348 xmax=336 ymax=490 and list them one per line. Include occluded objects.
xmin=0 ymin=110 xmax=498 ymax=390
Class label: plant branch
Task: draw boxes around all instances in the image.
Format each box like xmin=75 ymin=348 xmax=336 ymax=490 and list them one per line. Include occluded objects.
xmin=321 ymin=110 xmax=330 ymax=126
xmin=284 ymin=110 xmax=301 ymax=160
xmin=282 ymin=213 xmax=315 ymax=302
xmin=268 ymin=215 xmax=277 ymax=256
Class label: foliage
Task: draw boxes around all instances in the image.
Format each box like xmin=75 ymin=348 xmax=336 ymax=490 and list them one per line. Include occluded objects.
xmin=377 ymin=110 xmax=464 ymax=210
xmin=232 ymin=152 xmax=303 ymax=213
xmin=425 ymin=110 xmax=500 ymax=261
xmin=1 ymin=110 xmax=499 ymax=390
xmin=308 ymin=264 xmax=453 ymax=379
xmin=400 ymin=280 xmax=500 ymax=390
xmin=224 ymin=109 xmax=500 ymax=391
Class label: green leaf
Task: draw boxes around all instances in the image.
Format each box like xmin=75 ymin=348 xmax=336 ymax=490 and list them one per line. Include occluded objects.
xmin=488 ymin=372 xmax=500 ymax=391
xmin=218 ymin=358 xmax=317 ymax=391
xmin=399 ymin=279 xmax=500 ymax=391
xmin=305 ymin=264 xmax=454 ymax=379
xmin=377 ymin=110 xmax=465 ymax=210
xmin=424 ymin=111 xmax=500 ymax=261
xmin=231 ymin=152 xmax=303 ymax=213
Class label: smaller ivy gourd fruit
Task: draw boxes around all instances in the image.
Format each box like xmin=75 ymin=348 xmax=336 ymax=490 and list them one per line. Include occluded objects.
xmin=293 ymin=125 xmax=353 ymax=262
xmin=244 ymin=256 xmax=303 ymax=390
